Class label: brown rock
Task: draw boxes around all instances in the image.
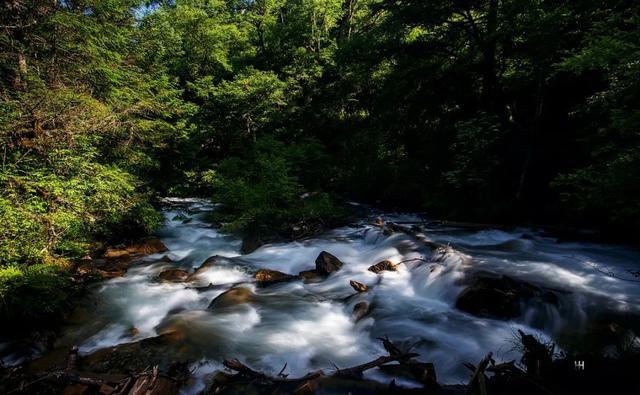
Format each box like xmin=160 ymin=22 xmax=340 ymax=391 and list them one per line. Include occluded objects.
xmin=352 ymin=301 xmax=370 ymax=321
xmin=455 ymin=274 xmax=558 ymax=319
xmin=126 ymin=237 xmax=168 ymax=255
xmin=188 ymin=255 xmax=220 ymax=279
xmin=208 ymin=287 xmax=254 ymax=309
xmin=315 ymin=251 xmax=344 ymax=274
xmin=299 ymin=269 xmax=324 ymax=283
xmin=103 ymin=248 xmax=131 ymax=260
xmin=62 ymin=384 xmax=90 ymax=395
xmin=127 ymin=326 xmax=139 ymax=337
xmin=91 ymin=258 xmax=129 ymax=278
xmin=103 ymin=237 xmax=168 ymax=260
xmin=255 ymin=269 xmax=295 ymax=285
xmin=350 ymin=280 xmax=368 ymax=293
xmin=368 ymin=260 xmax=398 ymax=274
xmin=158 ymin=268 xmax=190 ymax=282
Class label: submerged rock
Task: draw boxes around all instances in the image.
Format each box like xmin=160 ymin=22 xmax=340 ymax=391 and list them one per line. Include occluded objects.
xmin=352 ymin=301 xmax=370 ymax=321
xmin=299 ymin=269 xmax=324 ymax=283
xmin=350 ymin=280 xmax=369 ymax=293
xmin=158 ymin=268 xmax=190 ymax=282
xmin=255 ymin=269 xmax=296 ymax=286
xmin=455 ymin=274 xmax=558 ymax=319
xmin=208 ymin=287 xmax=254 ymax=309
xmin=368 ymin=260 xmax=398 ymax=274
xmin=315 ymin=251 xmax=344 ymax=274
xmin=189 ymin=255 xmax=221 ymax=279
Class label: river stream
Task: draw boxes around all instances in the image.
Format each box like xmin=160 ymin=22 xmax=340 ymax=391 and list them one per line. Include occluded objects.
xmin=4 ymin=198 xmax=640 ymax=393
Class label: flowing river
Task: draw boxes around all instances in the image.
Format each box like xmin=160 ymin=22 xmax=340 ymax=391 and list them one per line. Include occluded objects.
xmin=5 ymin=198 xmax=640 ymax=393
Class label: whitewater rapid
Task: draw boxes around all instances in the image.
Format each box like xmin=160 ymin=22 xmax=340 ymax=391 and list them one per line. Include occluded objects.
xmin=7 ymin=198 xmax=640 ymax=392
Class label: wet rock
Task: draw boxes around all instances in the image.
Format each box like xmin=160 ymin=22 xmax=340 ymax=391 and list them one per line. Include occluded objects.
xmin=79 ymin=333 xmax=184 ymax=374
xmin=103 ymin=237 xmax=168 ymax=260
xmin=90 ymin=258 xmax=129 ymax=279
xmin=62 ymin=384 xmax=90 ymax=395
xmin=352 ymin=301 xmax=370 ymax=321
xmin=127 ymin=326 xmax=139 ymax=337
xmin=455 ymin=274 xmax=558 ymax=319
xmin=255 ymin=269 xmax=296 ymax=286
xmin=189 ymin=255 xmax=221 ymax=279
xmin=126 ymin=237 xmax=168 ymax=255
xmin=315 ymin=251 xmax=344 ymax=274
xmin=298 ymin=269 xmax=324 ymax=283
xmin=350 ymin=280 xmax=368 ymax=293
xmin=158 ymin=268 xmax=190 ymax=282
xmin=208 ymin=287 xmax=255 ymax=309
xmin=368 ymin=260 xmax=398 ymax=274
xmin=241 ymin=233 xmax=262 ymax=254
xmin=103 ymin=248 xmax=131 ymax=260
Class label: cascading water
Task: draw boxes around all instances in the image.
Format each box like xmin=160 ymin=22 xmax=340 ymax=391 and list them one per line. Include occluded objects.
xmin=3 ymin=198 xmax=640 ymax=393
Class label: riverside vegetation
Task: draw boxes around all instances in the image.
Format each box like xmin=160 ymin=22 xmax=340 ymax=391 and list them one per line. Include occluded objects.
xmin=1 ymin=0 xmax=640 ymax=389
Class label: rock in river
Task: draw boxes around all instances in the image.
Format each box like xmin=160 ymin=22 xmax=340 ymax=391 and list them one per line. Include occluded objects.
xmin=208 ymin=287 xmax=255 ymax=309
xmin=315 ymin=251 xmax=344 ymax=274
xmin=352 ymin=301 xmax=370 ymax=321
xmin=368 ymin=260 xmax=398 ymax=274
xmin=255 ymin=269 xmax=296 ymax=286
xmin=350 ymin=280 xmax=369 ymax=293
xmin=158 ymin=268 xmax=190 ymax=282
xmin=455 ymin=274 xmax=558 ymax=319
xmin=104 ymin=236 xmax=168 ymax=259
xmin=188 ymin=255 xmax=221 ymax=280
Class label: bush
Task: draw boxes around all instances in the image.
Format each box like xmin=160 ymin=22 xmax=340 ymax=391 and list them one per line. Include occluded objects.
xmin=212 ymin=137 xmax=344 ymax=237
xmin=0 ymin=264 xmax=78 ymax=333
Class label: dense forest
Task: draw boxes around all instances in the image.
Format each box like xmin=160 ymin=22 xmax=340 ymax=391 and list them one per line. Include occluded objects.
xmin=1 ymin=0 xmax=639 ymax=329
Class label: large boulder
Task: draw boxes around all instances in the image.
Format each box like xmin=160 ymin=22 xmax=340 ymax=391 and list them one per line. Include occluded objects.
xmin=455 ymin=274 xmax=558 ymax=319
xmin=315 ymin=251 xmax=344 ymax=275
xmin=158 ymin=268 xmax=190 ymax=282
xmin=255 ymin=269 xmax=296 ymax=286
xmin=208 ymin=287 xmax=255 ymax=309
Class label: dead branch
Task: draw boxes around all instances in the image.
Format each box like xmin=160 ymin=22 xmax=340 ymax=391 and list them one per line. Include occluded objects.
xmin=333 ymin=353 xmax=420 ymax=379
xmin=466 ymin=352 xmax=494 ymax=395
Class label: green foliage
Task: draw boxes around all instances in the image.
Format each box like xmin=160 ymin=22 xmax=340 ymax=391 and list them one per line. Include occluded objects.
xmin=553 ymin=148 xmax=640 ymax=229
xmin=0 ymin=264 xmax=78 ymax=330
xmin=212 ymin=137 xmax=343 ymax=236
xmin=2 ymin=0 xmax=640 ymax=331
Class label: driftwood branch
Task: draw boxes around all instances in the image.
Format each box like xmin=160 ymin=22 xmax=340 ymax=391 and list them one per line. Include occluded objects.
xmin=334 ymin=353 xmax=419 ymax=378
